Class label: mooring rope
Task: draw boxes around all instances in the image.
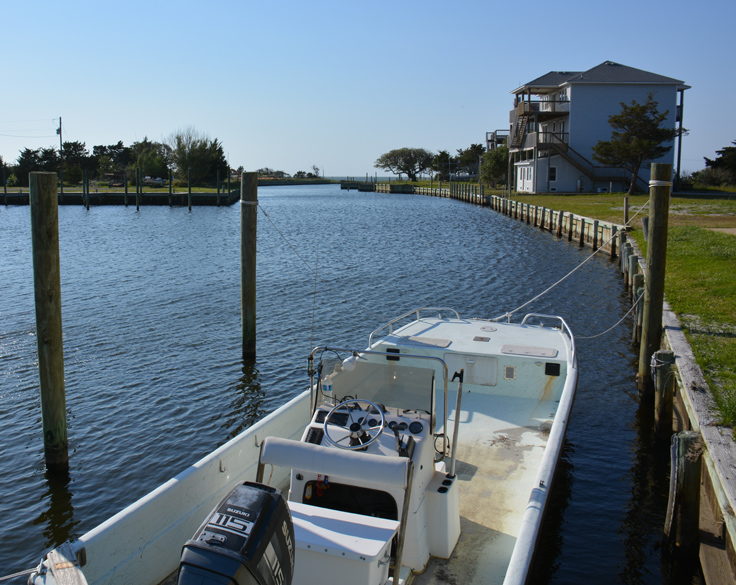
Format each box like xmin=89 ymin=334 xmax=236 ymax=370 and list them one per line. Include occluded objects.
xmin=495 ymin=199 xmax=650 ymax=323
xmin=576 ymin=291 xmax=643 ymax=339
xmin=0 ymin=568 xmax=36 ymax=582
xmin=257 ymin=203 xmax=320 ymax=348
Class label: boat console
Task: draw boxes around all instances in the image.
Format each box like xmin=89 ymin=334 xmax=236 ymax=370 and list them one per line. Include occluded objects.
xmin=251 ymin=350 xmax=462 ymax=585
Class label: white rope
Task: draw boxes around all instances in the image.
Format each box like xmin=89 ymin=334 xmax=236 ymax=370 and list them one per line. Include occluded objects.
xmin=649 ymin=180 xmax=672 ymax=187
xmin=257 ymin=203 xmax=320 ymax=348
xmin=257 ymin=203 xmax=317 ymax=273
xmin=496 ymin=200 xmax=649 ymax=321
xmin=0 ymin=568 xmax=36 ymax=582
xmin=576 ymin=292 xmax=643 ymax=339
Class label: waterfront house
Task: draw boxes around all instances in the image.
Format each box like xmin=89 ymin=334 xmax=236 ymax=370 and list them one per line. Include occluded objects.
xmin=502 ymin=61 xmax=688 ymax=193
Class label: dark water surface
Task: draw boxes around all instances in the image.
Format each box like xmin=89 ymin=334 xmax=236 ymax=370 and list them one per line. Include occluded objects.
xmin=1 ymin=185 xmax=670 ymax=582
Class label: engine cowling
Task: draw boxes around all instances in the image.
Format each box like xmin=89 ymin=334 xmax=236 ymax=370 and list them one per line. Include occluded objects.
xmin=178 ymin=482 xmax=294 ymax=585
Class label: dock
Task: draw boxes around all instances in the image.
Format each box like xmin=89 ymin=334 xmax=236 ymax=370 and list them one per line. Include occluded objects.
xmin=1 ymin=191 xmax=240 ymax=206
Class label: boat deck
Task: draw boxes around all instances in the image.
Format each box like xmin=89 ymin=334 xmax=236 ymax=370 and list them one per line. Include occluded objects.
xmin=413 ymin=389 xmax=559 ymax=585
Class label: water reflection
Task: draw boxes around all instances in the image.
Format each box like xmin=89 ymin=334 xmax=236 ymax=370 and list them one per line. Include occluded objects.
xmin=222 ymin=362 xmax=266 ymax=440
xmin=620 ymin=393 xmax=701 ymax=585
xmin=32 ymin=466 xmax=78 ymax=550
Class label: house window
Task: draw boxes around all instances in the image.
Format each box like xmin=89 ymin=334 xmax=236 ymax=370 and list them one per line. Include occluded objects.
xmin=549 ymin=167 xmax=557 ymax=181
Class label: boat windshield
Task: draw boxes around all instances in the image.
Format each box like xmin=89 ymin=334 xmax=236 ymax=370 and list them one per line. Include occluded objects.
xmin=327 ymin=360 xmax=435 ymax=416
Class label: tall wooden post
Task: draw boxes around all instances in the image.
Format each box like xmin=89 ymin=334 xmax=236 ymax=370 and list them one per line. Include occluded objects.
xmin=187 ymin=168 xmax=192 ymax=212
xmin=29 ymin=172 xmax=68 ymax=470
xmin=638 ymin=163 xmax=672 ymax=392
xmin=241 ymin=172 xmax=257 ymax=361
xmin=135 ymin=168 xmax=141 ymax=211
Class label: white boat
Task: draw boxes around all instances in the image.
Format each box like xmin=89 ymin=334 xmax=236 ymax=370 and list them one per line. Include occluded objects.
xmin=31 ymin=307 xmax=577 ymax=585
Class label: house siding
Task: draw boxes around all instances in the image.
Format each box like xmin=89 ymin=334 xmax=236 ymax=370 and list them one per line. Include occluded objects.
xmin=568 ymin=83 xmax=678 ymax=183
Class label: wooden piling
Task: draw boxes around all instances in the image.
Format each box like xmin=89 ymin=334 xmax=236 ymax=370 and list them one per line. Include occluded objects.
xmin=621 ymin=242 xmax=631 ymax=284
xmin=187 ymin=168 xmax=192 ymax=212
xmin=578 ymin=218 xmax=585 ymax=247
xmin=592 ymin=220 xmax=599 ymax=250
xmin=653 ymin=349 xmax=676 ymax=439
xmin=135 ymin=168 xmax=141 ymax=211
xmin=29 ymin=172 xmax=68 ymax=470
xmin=610 ymin=226 xmax=618 ymax=259
xmin=240 ymin=172 xmax=258 ymax=361
xmin=632 ymin=279 xmax=645 ymax=344
xmin=664 ymin=431 xmax=702 ymax=556
xmin=567 ymin=214 xmax=574 ymax=241
xmin=628 ymin=254 xmax=639 ymax=291
xmin=557 ymin=210 xmax=564 ymax=238
xmin=638 ymin=163 xmax=673 ymax=392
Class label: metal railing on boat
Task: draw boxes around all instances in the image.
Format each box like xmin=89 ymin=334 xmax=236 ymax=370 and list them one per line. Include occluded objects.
xmin=519 ymin=313 xmax=577 ymax=366
xmin=307 ymin=346 xmax=464 ymax=476
xmin=368 ymin=307 xmax=461 ymax=347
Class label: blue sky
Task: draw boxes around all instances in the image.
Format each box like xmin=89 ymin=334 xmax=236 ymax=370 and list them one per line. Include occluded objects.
xmin=1 ymin=0 xmax=733 ymax=176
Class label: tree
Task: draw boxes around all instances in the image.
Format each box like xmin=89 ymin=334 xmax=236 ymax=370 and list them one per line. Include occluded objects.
xmin=15 ymin=148 xmax=42 ymax=186
xmin=432 ymin=150 xmax=455 ymax=181
xmin=480 ymin=146 xmax=509 ymax=186
xmin=374 ymin=147 xmax=434 ymax=182
xmin=130 ymin=138 xmax=171 ymax=180
xmin=455 ymin=144 xmax=485 ymax=176
xmin=168 ymin=127 xmax=228 ymax=186
xmin=704 ymin=141 xmax=736 ymax=184
xmin=61 ymin=140 xmax=92 ymax=184
xmin=592 ymin=94 xmax=678 ymax=194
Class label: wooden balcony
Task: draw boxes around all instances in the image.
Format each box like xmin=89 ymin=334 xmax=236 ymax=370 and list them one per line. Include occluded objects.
xmin=514 ymin=100 xmax=570 ymax=116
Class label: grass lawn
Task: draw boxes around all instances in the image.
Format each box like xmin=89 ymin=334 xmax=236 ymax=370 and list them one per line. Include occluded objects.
xmin=508 ymin=192 xmax=736 ymax=430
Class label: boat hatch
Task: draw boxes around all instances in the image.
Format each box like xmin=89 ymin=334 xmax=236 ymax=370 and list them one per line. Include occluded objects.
xmin=501 ymin=344 xmax=558 ymax=358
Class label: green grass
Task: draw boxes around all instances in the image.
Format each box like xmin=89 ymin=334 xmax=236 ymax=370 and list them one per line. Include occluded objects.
xmin=631 ymin=226 xmax=736 ymax=429
xmin=509 ymin=192 xmax=736 ymax=431
xmin=510 ymin=192 xmax=736 ymax=228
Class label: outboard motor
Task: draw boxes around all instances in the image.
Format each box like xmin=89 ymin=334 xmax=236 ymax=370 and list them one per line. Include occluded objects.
xmin=178 ymin=482 xmax=294 ymax=585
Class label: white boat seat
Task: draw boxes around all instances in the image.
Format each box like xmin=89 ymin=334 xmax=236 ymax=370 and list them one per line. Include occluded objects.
xmin=259 ymin=436 xmax=409 ymax=489
xmin=287 ymin=500 xmax=399 ymax=561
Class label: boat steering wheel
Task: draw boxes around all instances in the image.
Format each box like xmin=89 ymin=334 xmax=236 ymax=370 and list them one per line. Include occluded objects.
xmin=323 ymin=399 xmax=386 ymax=450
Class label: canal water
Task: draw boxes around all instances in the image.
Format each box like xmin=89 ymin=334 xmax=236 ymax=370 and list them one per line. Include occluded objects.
xmin=1 ymin=184 xmax=674 ymax=583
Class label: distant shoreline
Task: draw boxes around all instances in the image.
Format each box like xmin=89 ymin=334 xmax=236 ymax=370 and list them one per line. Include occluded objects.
xmin=257 ymin=178 xmax=336 ymax=186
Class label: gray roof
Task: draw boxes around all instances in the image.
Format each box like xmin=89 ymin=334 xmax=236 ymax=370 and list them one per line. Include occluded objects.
xmin=513 ymin=61 xmax=687 ymax=93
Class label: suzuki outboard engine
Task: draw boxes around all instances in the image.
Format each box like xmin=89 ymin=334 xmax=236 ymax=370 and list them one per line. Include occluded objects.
xmin=178 ymin=482 xmax=294 ymax=585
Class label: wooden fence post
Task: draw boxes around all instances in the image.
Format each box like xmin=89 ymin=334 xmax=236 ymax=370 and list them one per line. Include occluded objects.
xmin=29 ymin=172 xmax=68 ymax=470
xmin=638 ymin=163 xmax=673 ymax=392
xmin=241 ymin=172 xmax=258 ymax=361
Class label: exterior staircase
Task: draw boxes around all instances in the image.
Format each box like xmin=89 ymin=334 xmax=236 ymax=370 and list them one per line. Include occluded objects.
xmin=545 ymin=137 xmax=648 ymax=191
xmin=510 ymin=114 xmax=529 ymax=148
